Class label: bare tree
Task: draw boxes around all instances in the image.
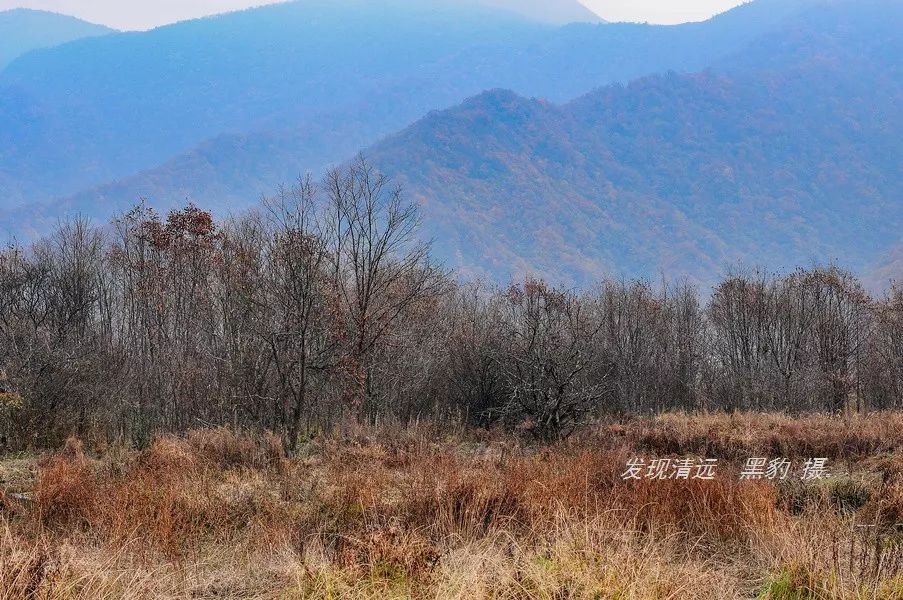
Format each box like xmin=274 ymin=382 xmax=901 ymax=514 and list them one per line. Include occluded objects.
xmin=867 ymin=286 xmax=903 ymax=409
xmin=443 ymin=283 xmax=507 ymax=425
xmin=708 ymin=272 xmax=775 ymax=410
xmin=498 ymin=280 xmax=605 ymax=441
xmin=260 ymin=179 xmax=341 ymax=450
xmin=800 ymin=267 xmax=872 ymax=412
xmin=325 ymin=157 xmax=448 ymax=420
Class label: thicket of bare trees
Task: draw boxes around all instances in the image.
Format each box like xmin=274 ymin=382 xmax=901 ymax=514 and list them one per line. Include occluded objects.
xmin=2 ymin=162 xmax=902 ymax=449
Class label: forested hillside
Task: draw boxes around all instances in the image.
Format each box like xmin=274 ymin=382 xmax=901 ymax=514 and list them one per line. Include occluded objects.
xmin=364 ymin=0 xmax=902 ymax=286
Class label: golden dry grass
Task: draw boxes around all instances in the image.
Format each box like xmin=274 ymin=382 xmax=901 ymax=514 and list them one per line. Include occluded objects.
xmin=2 ymin=415 xmax=903 ymax=599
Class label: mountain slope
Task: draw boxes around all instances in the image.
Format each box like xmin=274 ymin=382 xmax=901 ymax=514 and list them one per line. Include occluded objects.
xmin=0 ymin=9 xmax=113 ymax=70
xmin=359 ymin=0 xmax=902 ymax=286
xmin=17 ymin=0 xmax=823 ymax=222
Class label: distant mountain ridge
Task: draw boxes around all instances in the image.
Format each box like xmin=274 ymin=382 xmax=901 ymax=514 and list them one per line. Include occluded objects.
xmin=6 ymin=0 xmax=824 ymax=224
xmin=0 ymin=8 xmax=113 ymax=69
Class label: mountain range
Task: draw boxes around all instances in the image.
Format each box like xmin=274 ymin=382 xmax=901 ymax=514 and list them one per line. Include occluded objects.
xmin=1 ymin=0 xmax=901 ymax=289
xmin=2 ymin=0 xmax=818 ymax=211
xmin=367 ymin=0 xmax=902 ymax=286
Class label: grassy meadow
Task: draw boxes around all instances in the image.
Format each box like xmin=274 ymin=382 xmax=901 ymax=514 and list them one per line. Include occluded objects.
xmin=3 ymin=413 xmax=903 ymax=599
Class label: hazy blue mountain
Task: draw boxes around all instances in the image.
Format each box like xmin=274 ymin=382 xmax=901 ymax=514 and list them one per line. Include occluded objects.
xmin=0 ymin=8 xmax=113 ymax=70
xmin=356 ymin=0 xmax=902 ymax=287
xmin=0 ymin=0 xmax=548 ymax=207
xmin=7 ymin=0 xmax=823 ymax=223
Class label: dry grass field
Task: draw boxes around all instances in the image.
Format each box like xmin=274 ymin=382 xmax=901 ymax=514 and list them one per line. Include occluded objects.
xmin=3 ymin=413 xmax=903 ymax=599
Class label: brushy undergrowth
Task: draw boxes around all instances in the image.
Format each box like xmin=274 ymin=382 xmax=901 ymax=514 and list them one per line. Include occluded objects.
xmin=3 ymin=414 xmax=903 ymax=599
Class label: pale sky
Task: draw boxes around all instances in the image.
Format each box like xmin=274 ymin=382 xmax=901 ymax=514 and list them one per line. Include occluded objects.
xmin=0 ymin=0 xmax=747 ymax=30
